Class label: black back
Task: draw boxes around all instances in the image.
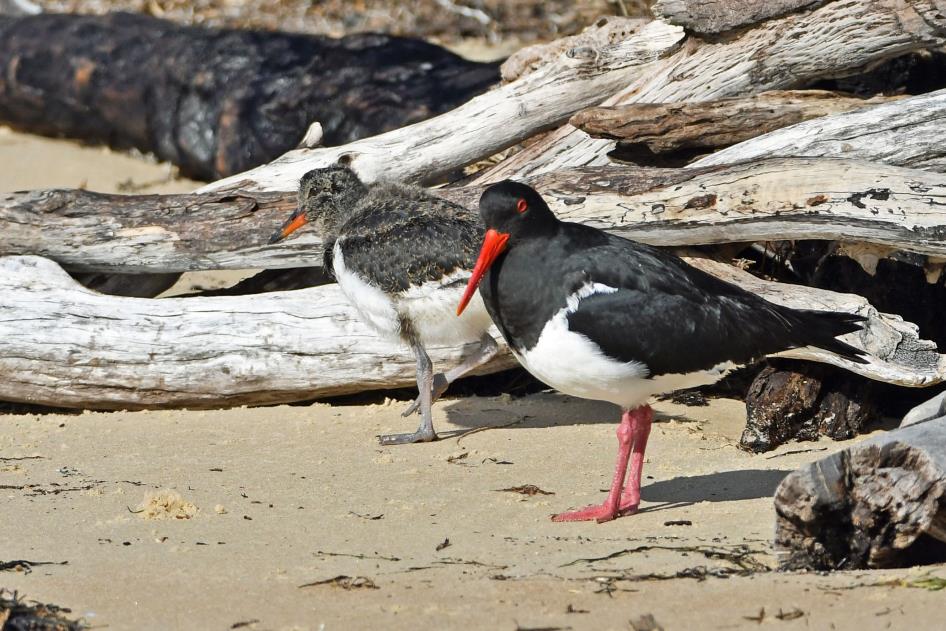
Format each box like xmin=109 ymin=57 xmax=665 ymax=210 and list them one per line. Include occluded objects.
xmin=480 ymin=209 xmax=866 ymax=376
xmin=333 ymin=183 xmax=484 ymax=294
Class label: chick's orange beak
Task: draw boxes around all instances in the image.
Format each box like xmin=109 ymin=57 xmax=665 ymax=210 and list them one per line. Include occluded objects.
xmin=457 ymin=228 xmax=509 ymax=316
xmin=269 ymin=211 xmax=308 ymax=244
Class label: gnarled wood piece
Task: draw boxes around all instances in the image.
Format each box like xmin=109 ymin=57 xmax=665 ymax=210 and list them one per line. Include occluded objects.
xmin=653 ymin=0 xmax=821 ymax=34
xmin=479 ymin=0 xmax=946 ymax=182
xmin=741 ymin=361 xmax=879 ymax=453
xmin=570 ymin=91 xmax=902 ymax=153
xmin=0 ymin=253 xmax=941 ymax=410
xmin=692 ymin=88 xmax=946 ymax=172
xmin=775 ymin=417 xmax=946 ymax=570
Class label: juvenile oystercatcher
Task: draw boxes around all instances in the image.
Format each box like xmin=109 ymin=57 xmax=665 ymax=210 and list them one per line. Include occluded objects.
xmin=457 ymin=181 xmax=868 ymax=523
xmin=272 ymin=165 xmax=498 ymax=445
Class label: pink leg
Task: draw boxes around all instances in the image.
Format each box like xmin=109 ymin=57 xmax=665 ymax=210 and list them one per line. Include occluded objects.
xmin=552 ymin=405 xmax=653 ymax=523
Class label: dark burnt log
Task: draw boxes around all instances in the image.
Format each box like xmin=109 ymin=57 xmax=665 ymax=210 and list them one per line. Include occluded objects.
xmin=0 ymin=12 xmax=499 ymax=181
xmin=775 ymin=416 xmax=946 ymax=570
xmin=741 ymin=361 xmax=880 ymax=453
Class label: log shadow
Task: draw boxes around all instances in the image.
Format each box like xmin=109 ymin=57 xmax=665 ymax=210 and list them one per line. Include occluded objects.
xmin=641 ymin=469 xmax=793 ymax=504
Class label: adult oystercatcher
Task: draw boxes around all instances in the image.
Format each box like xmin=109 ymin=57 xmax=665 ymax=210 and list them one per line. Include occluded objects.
xmin=457 ymin=180 xmax=868 ymax=523
xmin=271 ymin=165 xmax=498 ymax=445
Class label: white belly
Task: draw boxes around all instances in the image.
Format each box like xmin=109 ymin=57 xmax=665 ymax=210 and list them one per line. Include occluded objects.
xmin=516 ymin=283 xmax=736 ymax=409
xmin=333 ymin=244 xmax=492 ymax=346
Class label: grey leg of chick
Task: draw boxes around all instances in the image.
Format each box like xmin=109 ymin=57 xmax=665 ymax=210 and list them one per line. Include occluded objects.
xmin=401 ymin=333 xmax=499 ymax=418
xmin=380 ymin=342 xmax=437 ymax=445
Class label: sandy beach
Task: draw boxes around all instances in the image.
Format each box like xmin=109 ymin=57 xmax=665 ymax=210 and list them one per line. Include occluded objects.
xmin=2 ymin=129 xmax=945 ymax=629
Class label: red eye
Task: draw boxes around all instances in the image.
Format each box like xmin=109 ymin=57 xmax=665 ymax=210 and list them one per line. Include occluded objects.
xmin=516 ymin=198 xmax=528 ymax=213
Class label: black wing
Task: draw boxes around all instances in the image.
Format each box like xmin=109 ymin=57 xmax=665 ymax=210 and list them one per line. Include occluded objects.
xmin=562 ymin=227 xmax=866 ymax=375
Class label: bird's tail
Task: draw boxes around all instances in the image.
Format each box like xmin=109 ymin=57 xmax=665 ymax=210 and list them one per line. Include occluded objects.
xmin=789 ymin=309 xmax=869 ymax=364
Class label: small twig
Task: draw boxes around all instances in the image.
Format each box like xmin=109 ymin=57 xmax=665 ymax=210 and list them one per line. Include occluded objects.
xmin=765 ymin=447 xmax=829 ymax=460
xmin=456 ymin=418 xmax=525 ymax=445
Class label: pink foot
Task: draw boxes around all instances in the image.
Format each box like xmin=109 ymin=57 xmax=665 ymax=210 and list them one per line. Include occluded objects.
xmin=551 ymin=501 xmax=639 ymax=523
xmin=551 ymin=405 xmax=653 ymax=525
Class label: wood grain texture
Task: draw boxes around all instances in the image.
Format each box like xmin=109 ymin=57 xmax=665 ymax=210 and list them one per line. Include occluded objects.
xmin=692 ymin=88 xmax=946 ymax=171
xmin=653 ymin=0 xmax=821 ymax=34
xmin=775 ymin=417 xmax=946 ymax=569
xmin=478 ymin=0 xmax=946 ymax=182
xmin=570 ymin=91 xmax=901 ymax=152
xmin=0 ymin=251 xmax=940 ymax=410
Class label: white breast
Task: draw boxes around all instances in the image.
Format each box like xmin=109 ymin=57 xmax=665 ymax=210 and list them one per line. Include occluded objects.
xmin=333 ymin=242 xmax=493 ymax=346
xmin=516 ymin=282 xmax=737 ymax=409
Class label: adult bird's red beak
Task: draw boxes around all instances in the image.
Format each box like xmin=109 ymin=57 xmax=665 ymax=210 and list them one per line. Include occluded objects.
xmin=269 ymin=210 xmax=308 ymax=244
xmin=457 ymin=228 xmax=509 ymax=316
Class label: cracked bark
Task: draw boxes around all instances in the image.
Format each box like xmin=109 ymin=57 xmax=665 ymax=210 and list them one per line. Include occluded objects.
xmin=775 ymin=417 xmax=946 ymax=570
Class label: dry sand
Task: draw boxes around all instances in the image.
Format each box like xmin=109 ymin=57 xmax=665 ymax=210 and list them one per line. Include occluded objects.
xmin=3 ymin=130 xmax=945 ymax=630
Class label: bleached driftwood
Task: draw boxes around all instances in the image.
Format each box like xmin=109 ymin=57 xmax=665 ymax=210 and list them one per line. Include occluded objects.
xmin=1 ymin=252 xmax=941 ymax=409
xmin=692 ymin=88 xmax=946 ymax=172
xmin=570 ymin=91 xmax=902 ymax=153
xmin=478 ymin=0 xmax=946 ymax=182
xmin=0 ymin=188 xmax=305 ymax=273
xmin=0 ymin=256 xmax=517 ymax=409
xmin=653 ymin=0 xmax=820 ymax=34
xmin=446 ymin=159 xmax=946 ymax=257
xmin=9 ymin=158 xmax=946 ymax=272
xmin=774 ymin=417 xmax=946 ymax=570
xmin=199 ymin=18 xmax=684 ymax=193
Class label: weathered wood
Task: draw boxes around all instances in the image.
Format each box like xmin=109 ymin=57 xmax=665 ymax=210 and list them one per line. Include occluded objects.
xmin=1 ymin=252 xmax=941 ymax=409
xmin=0 ymin=188 xmax=302 ymax=273
xmin=449 ymin=159 xmax=946 ymax=258
xmin=0 ymin=12 xmax=500 ymax=180
xmin=692 ymin=88 xmax=946 ymax=172
xmin=199 ymin=18 xmax=685 ymax=193
xmin=478 ymin=0 xmax=946 ymax=182
xmin=653 ymin=0 xmax=821 ymax=34
xmin=902 ymin=391 xmax=946 ymax=427
xmin=0 ymin=255 xmax=517 ymax=409
xmin=774 ymin=417 xmax=946 ymax=570
xmin=570 ymin=91 xmax=902 ymax=153
xmin=10 ymin=158 xmax=946 ymax=272
xmin=741 ymin=361 xmax=879 ymax=453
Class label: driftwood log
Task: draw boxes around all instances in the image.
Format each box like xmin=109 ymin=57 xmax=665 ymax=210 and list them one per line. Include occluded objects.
xmin=0 ymin=251 xmax=941 ymax=409
xmin=692 ymin=88 xmax=946 ymax=172
xmin=774 ymin=416 xmax=946 ymax=570
xmin=570 ymin=91 xmax=902 ymax=154
xmin=479 ymin=0 xmax=946 ymax=183
xmin=0 ymin=12 xmax=499 ymax=180
xmin=652 ymin=0 xmax=821 ymax=34
xmin=9 ymin=159 xmax=946 ymax=273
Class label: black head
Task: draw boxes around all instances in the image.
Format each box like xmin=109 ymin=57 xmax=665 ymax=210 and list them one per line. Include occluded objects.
xmin=270 ymin=165 xmax=369 ymax=243
xmin=478 ymin=180 xmax=557 ymax=240
xmin=457 ymin=181 xmax=557 ymax=316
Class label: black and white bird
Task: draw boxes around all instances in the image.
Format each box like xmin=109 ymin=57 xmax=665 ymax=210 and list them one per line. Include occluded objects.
xmin=272 ymin=165 xmax=498 ymax=445
xmin=457 ymin=181 xmax=868 ymax=523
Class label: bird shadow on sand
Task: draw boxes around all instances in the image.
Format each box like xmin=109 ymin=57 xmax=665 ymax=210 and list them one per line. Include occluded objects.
xmin=641 ymin=469 xmax=792 ymax=506
xmin=442 ymin=391 xmax=713 ymax=431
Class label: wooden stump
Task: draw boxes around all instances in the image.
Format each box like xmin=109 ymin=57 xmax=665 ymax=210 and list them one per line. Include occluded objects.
xmin=774 ymin=417 xmax=946 ymax=570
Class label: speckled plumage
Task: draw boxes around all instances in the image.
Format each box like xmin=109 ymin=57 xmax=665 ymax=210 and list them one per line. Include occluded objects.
xmin=284 ymin=165 xmax=498 ymax=445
